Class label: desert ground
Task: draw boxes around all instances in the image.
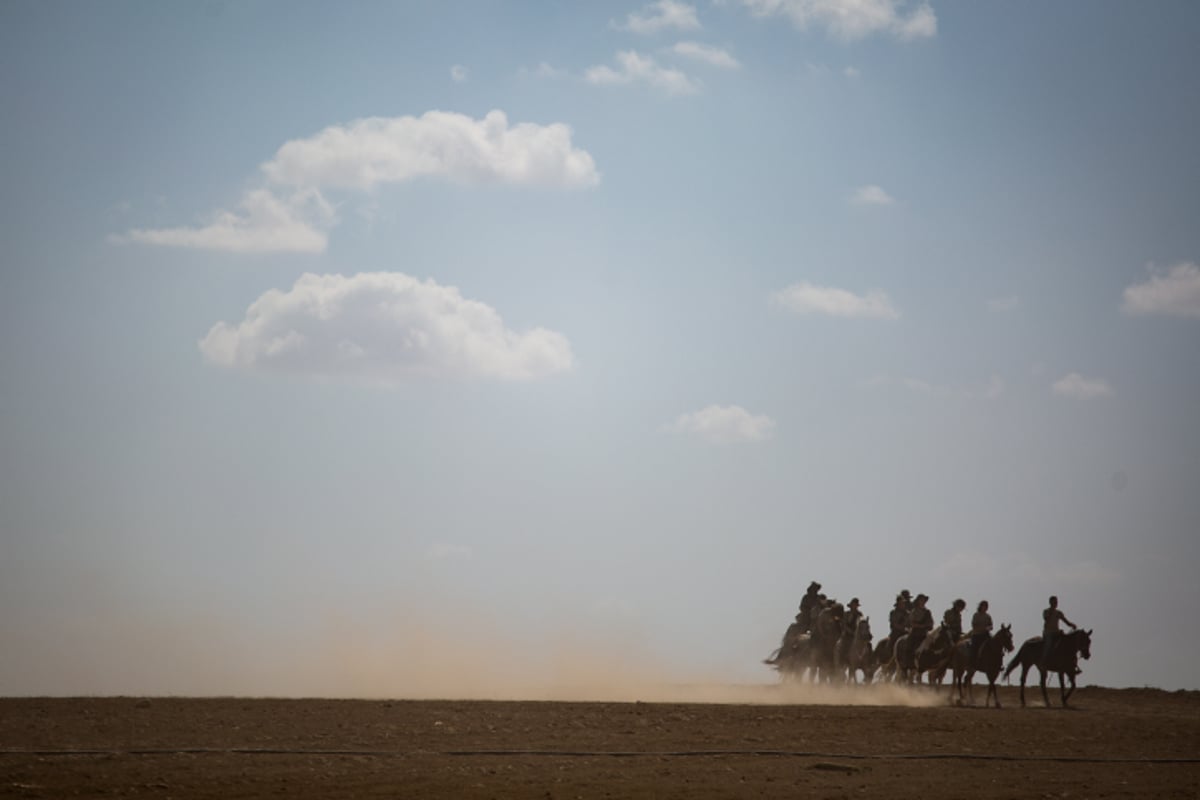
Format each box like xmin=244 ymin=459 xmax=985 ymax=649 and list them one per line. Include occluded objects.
xmin=1 ymin=684 xmax=1197 ymax=799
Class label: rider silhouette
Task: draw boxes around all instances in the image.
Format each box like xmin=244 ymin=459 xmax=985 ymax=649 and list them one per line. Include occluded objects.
xmin=1041 ymin=595 xmax=1077 ymax=669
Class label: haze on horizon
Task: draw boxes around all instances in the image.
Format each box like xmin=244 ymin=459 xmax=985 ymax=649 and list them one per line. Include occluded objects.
xmin=1 ymin=0 xmax=1198 ymax=698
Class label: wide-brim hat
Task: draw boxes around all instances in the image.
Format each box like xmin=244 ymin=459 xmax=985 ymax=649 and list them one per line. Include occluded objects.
xmin=916 ymin=593 xmax=929 ymax=602
xmin=849 ymin=598 xmax=860 ymax=607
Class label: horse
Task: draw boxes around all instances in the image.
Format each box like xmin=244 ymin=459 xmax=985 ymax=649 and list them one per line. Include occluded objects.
xmin=765 ymin=630 xmax=814 ymax=682
xmin=949 ymin=624 xmax=1014 ymax=708
xmin=873 ymin=636 xmax=897 ymax=682
xmin=1003 ymin=628 xmax=1093 ymax=708
xmin=839 ymin=617 xmax=877 ymax=685
xmin=892 ymin=627 xmax=954 ymax=685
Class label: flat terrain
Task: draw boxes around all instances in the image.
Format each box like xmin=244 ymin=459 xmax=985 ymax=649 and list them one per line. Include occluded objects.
xmin=2 ymin=686 xmax=1197 ymax=798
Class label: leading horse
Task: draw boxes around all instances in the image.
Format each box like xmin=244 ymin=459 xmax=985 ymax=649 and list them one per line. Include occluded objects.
xmin=1003 ymin=628 xmax=1093 ymax=707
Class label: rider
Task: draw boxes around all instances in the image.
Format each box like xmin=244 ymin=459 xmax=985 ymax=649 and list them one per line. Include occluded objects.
xmin=838 ymin=597 xmax=863 ymax=668
xmin=907 ymin=593 xmax=934 ymax=649
xmin=888 ymin=594 xmax=908 ymax=644
xmin=798 ymin=581 xmax=822 ymax=633
xmin=1041 ymin=595 xmax=1077 ymax=669
xmin=969 ymin=600 xmax=993 ymax=668
xmin=943 ymin=598 xmax=966 ymax=643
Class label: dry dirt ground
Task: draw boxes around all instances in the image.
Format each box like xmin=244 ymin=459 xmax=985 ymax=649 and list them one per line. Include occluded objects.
xmin=1 ymin=686 xmax=1197 ymax=799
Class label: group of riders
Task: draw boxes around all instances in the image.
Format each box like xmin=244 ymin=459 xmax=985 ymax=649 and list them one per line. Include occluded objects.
xmin=765 ymin=580 xmax=1087 ymax=688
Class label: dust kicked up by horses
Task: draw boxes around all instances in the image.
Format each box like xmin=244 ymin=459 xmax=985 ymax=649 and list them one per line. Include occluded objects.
xmin=763 ymin=581 xmax=1094 ymax=707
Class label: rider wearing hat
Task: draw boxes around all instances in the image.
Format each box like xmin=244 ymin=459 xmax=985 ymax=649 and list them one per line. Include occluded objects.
xmin=798 ymin=581 xmax=822 ymax=634
xmin=908 ymin=593 xmax=934 ymax=647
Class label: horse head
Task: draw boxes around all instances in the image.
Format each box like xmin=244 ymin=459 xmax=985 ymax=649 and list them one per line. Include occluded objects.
xmin=858 ymin=616 xmax=872 ymax=640
xmin=1077 ymin=628 xmax=1093 ymax=660
xmin=996 ymin=623 xmax=1014 ymax=652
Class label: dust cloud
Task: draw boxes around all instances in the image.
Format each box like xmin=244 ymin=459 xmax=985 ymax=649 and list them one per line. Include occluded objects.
xmin=1 ymin=602 xmax=939 ymax=707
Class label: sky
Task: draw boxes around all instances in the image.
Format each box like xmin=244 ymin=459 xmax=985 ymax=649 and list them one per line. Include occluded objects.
xmin=1 ymin=0 xmax=1198 ymax=697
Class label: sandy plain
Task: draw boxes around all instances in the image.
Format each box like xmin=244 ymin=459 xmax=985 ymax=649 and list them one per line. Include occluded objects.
xmin=1 ymin=684 xmax=1197 ymax=799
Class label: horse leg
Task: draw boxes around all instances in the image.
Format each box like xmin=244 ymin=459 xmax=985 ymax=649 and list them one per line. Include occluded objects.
xmin=1018 ymin=664 xmax=1029 ymax=707
xmin=1040 ymin=666 xmax=1051 ymax=708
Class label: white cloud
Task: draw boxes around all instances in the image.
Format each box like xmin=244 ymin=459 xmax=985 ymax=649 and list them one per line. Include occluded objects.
xmin=850 ymin=184 xmax=894 ymax=205
xmin=585 ymin=51 xmax=702 ymax=95
xmin=670 ymin=41 xmax=741 ymax=69
xmin=662 ymin=405 xmax=776 ymax=444
xmin=1121 ymin=262 xmax=1200 ymax=318
xmin=733 ymin=0 xmax=937 ymax=41
xmin=450 ymin=64 xmax=468 ymax=83
xmin=199 ymin=272 xmax=574 ymax=383
xmin=843 ymin=66 xmax=861 ymax=78
xmin=1052 ymin=372 xmax=1113 ymax=399
xmin=119 ymin=110 xmax=599 ymax=253
xmin=262 ymin=110 xmax=600 ymax=191
xmin=772 ymin=282 xmax=899 ymax=319
xmin=621 ymin=0 xmax=701 ymax=34
xmin=114 ymin=189 xmax=331 ymax=254
xmin=987 ymin=295 xmax=1020 ymax=312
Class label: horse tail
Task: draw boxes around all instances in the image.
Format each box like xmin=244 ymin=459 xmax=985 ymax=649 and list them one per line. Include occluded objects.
xmin=1003 ymin=648 xmax=1022 ymax=680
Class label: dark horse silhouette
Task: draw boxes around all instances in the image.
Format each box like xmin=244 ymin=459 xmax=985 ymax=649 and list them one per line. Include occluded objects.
xmin=765 ymin=630 xmax=814 ymax=682
xmin=949 ymin=624 xmax=1014 ymax=708
xmin=839 ymin=617 xmax=877 ymax=685
xmin=891 ymin=627 xmax=954 ymax=685
xmin=1003 ymin=628 xmax=1093 ymax=707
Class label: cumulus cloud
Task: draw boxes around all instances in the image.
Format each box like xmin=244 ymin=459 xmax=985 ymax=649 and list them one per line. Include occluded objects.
xmin=118 ymin=110 xmax=599 ymax=253
xmin=1121 ymin=262 xmax=1200 ymax=318
xmin=199 ymin=272 xmax=574 ymax=382
xmin=450 ymin=64 xmax=468 ymax=82
xmin=772 ymin=282 xmax=899 ymax=319
xmin=262 ymin=110 xmax=600 ymax=191
xmin=662 ymin=405 xmax=776 ymax=443
xmin=670 ymin=41 xmax=741 ymax=68
xmin=850 ymin=184 xmax=894 ymax=205
xmin=732 ymin=0 xmax=937 ymax=40
xmin=620 ymin=0 xmax=701 ymax=34
xmin=1052 ymin=372 xmax=1113 ymax=399
xmin=113 ymin=189 xmax=332 ymax=254
xmin=585 ymin=51 xmax=701 ymax=95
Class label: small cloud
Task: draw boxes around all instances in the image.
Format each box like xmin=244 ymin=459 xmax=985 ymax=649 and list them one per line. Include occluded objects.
xmin=450 ymin=64 xmax=468 ymax=83
xmin=1052 ymin=372 xmax=1113 ymax=399
xmin=585 ymin=50 xmax=701 ymax=95
xmin=772 ymin=282 xmax=899 ymax=319
xmin=850 ymin=184 xmax=894 ymax=206
xmin=620 ymin=0 xmax=701 ymax=34
xmin=662 ymin=404 xmax=776 ymax=444
xmin=520 ymin=61 xmax=566 ymax=79
xmin=112 ymin=189 xmax=332 ymax=254
xmin=200 ymin=272 xmax=574 ymax=383
xmin=1121 ymin=262 xmax=1200 ymax=318
xmin=843 ymin=66 xmax=861 ymax=78
xmin=670 ymin=41 xmax=740 ymax=69
xmin=733 ymin=0 xmax=937 ymax=41
xmin=427 ymin=543 xmax=473 ymax=560
xmin=987 ymin=295 xmax=1020 ymax=313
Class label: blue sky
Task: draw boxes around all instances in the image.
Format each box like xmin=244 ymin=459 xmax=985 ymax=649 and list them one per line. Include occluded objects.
xmin=2 ymin=0 xmax=1198 ymax=696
